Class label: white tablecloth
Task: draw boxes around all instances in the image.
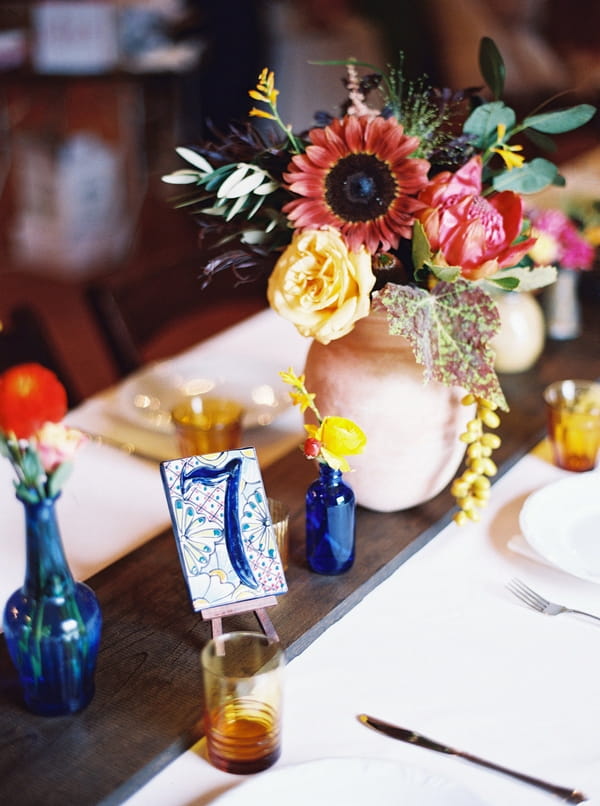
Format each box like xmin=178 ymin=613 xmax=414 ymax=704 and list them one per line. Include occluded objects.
xmin=1 ymin=308 xmax=599 ymax=805
xmin=121 ymin=444 xmax=600 ymax=806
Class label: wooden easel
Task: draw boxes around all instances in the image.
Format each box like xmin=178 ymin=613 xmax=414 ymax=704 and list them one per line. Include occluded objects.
xmin=201 ymin=595 xmax=280 ymax=646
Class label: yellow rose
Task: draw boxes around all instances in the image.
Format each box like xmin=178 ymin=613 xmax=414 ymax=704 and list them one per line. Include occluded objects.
xmin=267 ymin=228 xmax=375 ymax=344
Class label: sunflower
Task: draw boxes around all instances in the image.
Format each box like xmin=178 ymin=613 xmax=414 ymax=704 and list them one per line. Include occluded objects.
xmin=283 ymin=115 xmax=430 ymax=254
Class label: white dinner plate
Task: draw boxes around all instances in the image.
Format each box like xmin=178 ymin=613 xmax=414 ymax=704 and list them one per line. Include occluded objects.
xmin=519 ymin=472 xmax=600 ymax=583
xmin=112 ymin=353 xmax=291 ymax=432
xmin=209 ymin=757 xmax=488 ymax=805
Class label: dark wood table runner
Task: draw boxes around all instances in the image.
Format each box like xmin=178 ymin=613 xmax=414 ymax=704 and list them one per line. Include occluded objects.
xmin=1 ymin=294 xmax=599 ymax=806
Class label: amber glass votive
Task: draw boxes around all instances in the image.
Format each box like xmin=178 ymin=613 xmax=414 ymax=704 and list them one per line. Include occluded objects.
xmin=201 ymin=631 xmax=285 ymax=774
xmin=172 ymin=396 xmax=244 ymax=456
xmin=544 ymin=379 xmax=600 ymax=472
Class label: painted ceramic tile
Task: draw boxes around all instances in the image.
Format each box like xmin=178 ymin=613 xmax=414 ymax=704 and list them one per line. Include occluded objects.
xmin=160 ymin=448 xmax=287 ymax=612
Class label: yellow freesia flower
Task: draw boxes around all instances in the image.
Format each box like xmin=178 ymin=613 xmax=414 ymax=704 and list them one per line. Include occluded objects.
xmin=279 ymin=368 xmax=304 ymax=386
xmin=249 ymin=107 xmax=277 ymax=121
xmin=491 ymin=123 xmax=524 ymax=170
xmin=290 ymin=389 xmax=316 ymax=413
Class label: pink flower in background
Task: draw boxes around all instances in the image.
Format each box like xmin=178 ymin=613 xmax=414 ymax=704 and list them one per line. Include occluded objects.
xmin=528 ymin=208 xmax=595 ymax=270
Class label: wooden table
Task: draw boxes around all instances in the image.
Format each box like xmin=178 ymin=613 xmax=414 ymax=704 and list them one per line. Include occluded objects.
xmin=1 ymin=292 xmax=599 ymax=806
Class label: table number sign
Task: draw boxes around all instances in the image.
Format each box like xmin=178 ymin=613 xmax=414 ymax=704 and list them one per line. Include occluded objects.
xmin=160 ymin=448 xmax=287 ymax=618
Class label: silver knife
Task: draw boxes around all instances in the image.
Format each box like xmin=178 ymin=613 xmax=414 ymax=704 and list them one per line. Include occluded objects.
xmin=358 ymin=714 xmax=588 ymax=804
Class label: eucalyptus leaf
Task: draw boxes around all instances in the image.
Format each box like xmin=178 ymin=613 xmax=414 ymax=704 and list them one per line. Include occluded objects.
xmin=161 ymin=170 xmax=202 ymax=185
xmin=241 ymin=229 xmax=269 ymax=245
xmin=222 ymin=169 xmax=266 ymax=199
xmin=491 ymin=157 xmax=558 ymax=193
xmin=247 ymin=195 xmax=266 ymax=219
xmin=217 ymin=164 xmax=251 ymax=198
xmin=479 ymin=37 xmax=505 ymax=99
xmin=463 ymin=102 xmax=516 ymax=148
xmin=254 ymin=180 xmax=279 ymax=196
xmin=225 ymin=193 xmax=250 ymax=221
xmin=524 ymin=128 xmax=557 ymax=153
xmin=175 ymin=146 xmax=213 ymax=173
xmin=523 ymin=104 xmax=596 ymax=134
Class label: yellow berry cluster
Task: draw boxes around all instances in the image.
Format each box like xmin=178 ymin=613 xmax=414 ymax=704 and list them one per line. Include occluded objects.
xmin=452 ymin=394 xmax=502 ymax=526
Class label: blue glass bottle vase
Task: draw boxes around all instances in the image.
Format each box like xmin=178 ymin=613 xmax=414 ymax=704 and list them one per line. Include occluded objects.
xmin=2 ymin=495 xmax=102 ymax=716
xmin=305 ymin=463 xmax=356 ymax=574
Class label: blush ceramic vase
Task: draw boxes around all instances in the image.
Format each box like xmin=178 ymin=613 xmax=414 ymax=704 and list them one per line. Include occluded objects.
xmin=303 ymin=312 xmax=472 ymax=512
xmin=2 ymin=495 xmax=102 ymax=716
xmin=306 ymin=463 xmax=355 ymax=574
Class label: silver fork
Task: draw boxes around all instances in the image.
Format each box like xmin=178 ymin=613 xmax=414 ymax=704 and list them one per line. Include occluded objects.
xmin=507 ymin=578 xmax=600 ymax=623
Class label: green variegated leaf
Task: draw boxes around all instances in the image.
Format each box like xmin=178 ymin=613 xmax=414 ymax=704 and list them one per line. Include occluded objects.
xmin=479 ymin=37 xmax=505 ymax=99
xmin=491 ymin=157 xmax=558 ymax=193
xmin=372 ymin=280 xmax=507 ymax=409
xmin=491 ymin=264 xmax=557 ymax=291
xmin=463 ymin=102 xmax=516 ymax=148
xmin=523 ymin=104 xmax=596 ymax=134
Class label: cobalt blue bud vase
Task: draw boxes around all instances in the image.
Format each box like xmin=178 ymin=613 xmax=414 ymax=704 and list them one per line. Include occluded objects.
xmin=305 ymin=463 xmax=356 ymax=574
xmin=2 ymin=495 xmax=102 ymax=716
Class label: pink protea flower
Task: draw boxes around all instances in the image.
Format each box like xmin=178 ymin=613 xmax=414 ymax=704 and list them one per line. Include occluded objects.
xmin=417 ymin=156 xmax=537 ymax=280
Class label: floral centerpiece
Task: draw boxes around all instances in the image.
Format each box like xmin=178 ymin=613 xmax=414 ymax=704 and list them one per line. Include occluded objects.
xmin=0 ymin=363 xmax=102 ymax=716
xmin=163 ymin=37 xmax=595 ymax=521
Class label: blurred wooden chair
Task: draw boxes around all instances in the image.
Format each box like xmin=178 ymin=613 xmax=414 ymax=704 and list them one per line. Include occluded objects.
xmin=0 ymin=271 xmax=118 ymax=406
xmin=86 ymin=256 xmax=269 ymax=377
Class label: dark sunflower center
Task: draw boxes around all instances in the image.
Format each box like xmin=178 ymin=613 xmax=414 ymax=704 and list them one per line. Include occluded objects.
xmin=325 ymin=153 xmax=397 ymax=222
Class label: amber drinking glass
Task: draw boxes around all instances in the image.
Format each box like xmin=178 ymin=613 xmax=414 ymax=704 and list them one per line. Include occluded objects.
xmin=544 ymin=379 xmax=600 ymax=472
xmin=201 ymin=631 xmax=285 ymax=774
xmin=172 ymin=396 xmax=244 ymax=456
